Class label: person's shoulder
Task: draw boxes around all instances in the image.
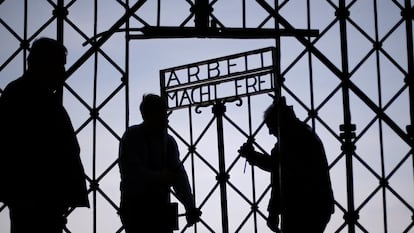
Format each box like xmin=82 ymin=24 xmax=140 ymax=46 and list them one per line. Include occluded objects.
xmin=123 ymin=124 xmax=144 ymax=137
xmin=166 ymin=133 xmax=178 ymax=145
xmin=2 ymin=76 xmax=25 ymax=93
xmin=0 ymin=77 xmax=29 ymax=102
xmin=120 ymin=124 xmax=144 ymax=143
xmin=128 ymin=124 xmax=143 ymax=130
xmin=299 ymin=122 xmax=325 ymax=145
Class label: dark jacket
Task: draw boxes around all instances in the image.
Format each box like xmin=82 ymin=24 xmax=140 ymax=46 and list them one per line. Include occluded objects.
xmin=118 ymin=123 xmax=194 ymax=211
xmin=0 ymin=74 xmax=89 ymax=208
xmin=271 ymin=121 xmax=334 ymax=216
xmin=248 ymin=119 xmax=334 ymax=217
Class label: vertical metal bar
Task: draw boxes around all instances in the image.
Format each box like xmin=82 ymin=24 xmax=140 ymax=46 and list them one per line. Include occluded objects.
xmin=160 ymin=70 xmax=165 ymax=100
xmin=405 ymin=0 xmax=414 ymax=122
xmin=372 ymin=0 xmax=388 ymax=231
xmin=272 ymin=1 xmax=283 ymax=231
xmin=403 ymin=0 xmax=414 ymax=216
xmin=125 ymin=0 xmax=130 ymax=128
xmin=194 ymin=0 xmax=210 ymax=30
xmin=23 ymin=0 xmax=28 ymax=71
xmin=213 ymin=101 xmax=229 ymax=233
xmin=245 ymin=53 xmax=258 ymax=233
xmin=92 ymin=1 xmax=98 ymax=233
xmin=337 ymin=1 xmax=356 ymax=233
xmin=307 ymin=0 xmax=316 ymax=128
xmin=242 ymin=0 xmax=246 ymax=28
xmin=56 ymin=0 xmax=64 ymax=53
xmin=157 ymin=0 xmax=161 ymax=26
xmin=371 ymin=0 xmax=387 ymax=231
xmin=188 ymin=106 xmax=198 ymax=233
xmin=272 ymin=0 xmax=281 ymax=98
xmin=56 ymin=0 xmax=64 ymax=104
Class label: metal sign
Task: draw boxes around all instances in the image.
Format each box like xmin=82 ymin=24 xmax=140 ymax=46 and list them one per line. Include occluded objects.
xmin=160 ymin=47 xmax=276 ymax=110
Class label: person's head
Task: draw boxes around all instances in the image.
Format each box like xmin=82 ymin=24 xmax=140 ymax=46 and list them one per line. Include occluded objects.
xmin=140 ymin=94 xmax=168 ymax=131
xmin=263 ymin=97 xmax=296 ymax=137
xmin=27 ymin=37 xmax=67 ymax=91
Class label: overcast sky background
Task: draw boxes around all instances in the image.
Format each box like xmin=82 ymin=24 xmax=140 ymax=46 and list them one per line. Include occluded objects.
xmin=1 ymin=1 xmax=413 ymax=232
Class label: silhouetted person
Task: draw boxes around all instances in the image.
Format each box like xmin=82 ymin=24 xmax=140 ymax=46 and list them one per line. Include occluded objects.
xmin=0 ymin=37 xmax=89 ymax=233
xmin=118 ymin=94 xmax=201 ymax=233
xmin=239 ymin=97 xmax=334 ymax=233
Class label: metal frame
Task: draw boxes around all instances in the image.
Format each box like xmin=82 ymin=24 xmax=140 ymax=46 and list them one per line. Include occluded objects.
xmin=0 ymin=0 xmax=413 ymax=232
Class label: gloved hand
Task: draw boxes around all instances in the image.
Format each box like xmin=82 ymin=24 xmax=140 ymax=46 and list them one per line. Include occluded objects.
xmin=186 ymin=207 xmax=202 ymax=226
xmin=238 ymin=142 xmax=255 ymax=159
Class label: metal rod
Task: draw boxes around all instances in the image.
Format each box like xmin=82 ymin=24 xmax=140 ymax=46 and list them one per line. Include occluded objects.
xmin=129 ymin=26 xmax=319 ymax=39
xmin=213 ymin=101 xmax=229 ymax=233
xmin=66 ymin=0 xmax=148 ymax=80
xmin=337 ymin=1 xmax=356 ymax=232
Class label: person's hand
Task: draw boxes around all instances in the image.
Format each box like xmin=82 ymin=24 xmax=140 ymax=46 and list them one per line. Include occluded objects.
xmin=186 ymin=207 xmax=202 ymax=226
xmin=238 ymin=142 xmax=255 ymax=159
xmin=267 ymin=212 xmax=281 ymax=233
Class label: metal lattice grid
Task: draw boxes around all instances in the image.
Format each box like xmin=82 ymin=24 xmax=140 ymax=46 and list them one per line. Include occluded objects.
xmin=0 ymin=1 xmax=413 ymax=233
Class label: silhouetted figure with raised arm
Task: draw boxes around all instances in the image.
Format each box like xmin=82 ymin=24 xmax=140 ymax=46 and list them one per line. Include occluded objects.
xmin=118 ymin=94 xmax=201 ymax=233
xmin=239 ymin=97 xmax=334 ymax=233
xmin=0 ymin=37 xmax=89 ymax=233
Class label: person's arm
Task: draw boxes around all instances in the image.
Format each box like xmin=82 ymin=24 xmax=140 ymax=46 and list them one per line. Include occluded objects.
xmin=239 ymin=142 xmax=273 ymax=172
xmin=167 ymin=136 xmax=201 ymax=226
xmin=266 ymin=145 xmax=281 ymax=232
xmin=119 ymin=129 xmax=142 ymax=190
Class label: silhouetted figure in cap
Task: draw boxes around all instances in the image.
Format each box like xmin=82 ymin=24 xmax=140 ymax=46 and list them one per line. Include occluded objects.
xmin=0 ymin=37 xmax=89 ymax=233
xmin=118 ymin=94 xmax=201 ymax=233
xmin=239 ymin=97 xmax=334 ymax=233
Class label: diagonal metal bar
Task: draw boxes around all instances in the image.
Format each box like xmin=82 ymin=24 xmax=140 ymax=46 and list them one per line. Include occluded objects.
xmin=65 ymin=0 xmax=148 ymax=80
xmin=0 ymin=47 xmax=23 ymax=72
xmin=348 ymin=81 xmax=411 ymax=145
xmin=63 ymin=83 xmax=92 ymax=111
xmin=0 ymin=18 xmax=22 ymax=42
xmin=194 ymin=218 xmax=216 ymax=232
xmin=403 ymin=224 xmax=414 ymax=233
xmin=386 ymin=151 xmax=412 ymax=182
xmin=96 ymin=82 xmax=126 ymax=114
xmin=386 ymin=184 xmax=414 ymax=212
xmin=234 ymin=210 xmax=255 ymax=233
xmin=97 ymin=117 xmax=122 ymax=141
xmin=96 ymin=158 xmax=120 ymax=183
xmin=64 ymin=17 xmax=92 ymax=42
xmin=257 ymin=0 xmax=412 ymax=148
xmin=226 ymin=179 xmax=254 ymax=207
xmin=197 ymin=182 xmax=220 ymax=209
xmin=96 ymin=186 xmax=120 ymax=212
xmin=0 ymin=203 xmax=6 ymax=212
xmin=256 ymin=0 xmax=342 ymax=75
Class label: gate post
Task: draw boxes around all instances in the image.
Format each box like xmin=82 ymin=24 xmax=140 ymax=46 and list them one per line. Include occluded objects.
xmin=212 ymin=101 xmax=229 ymax=233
